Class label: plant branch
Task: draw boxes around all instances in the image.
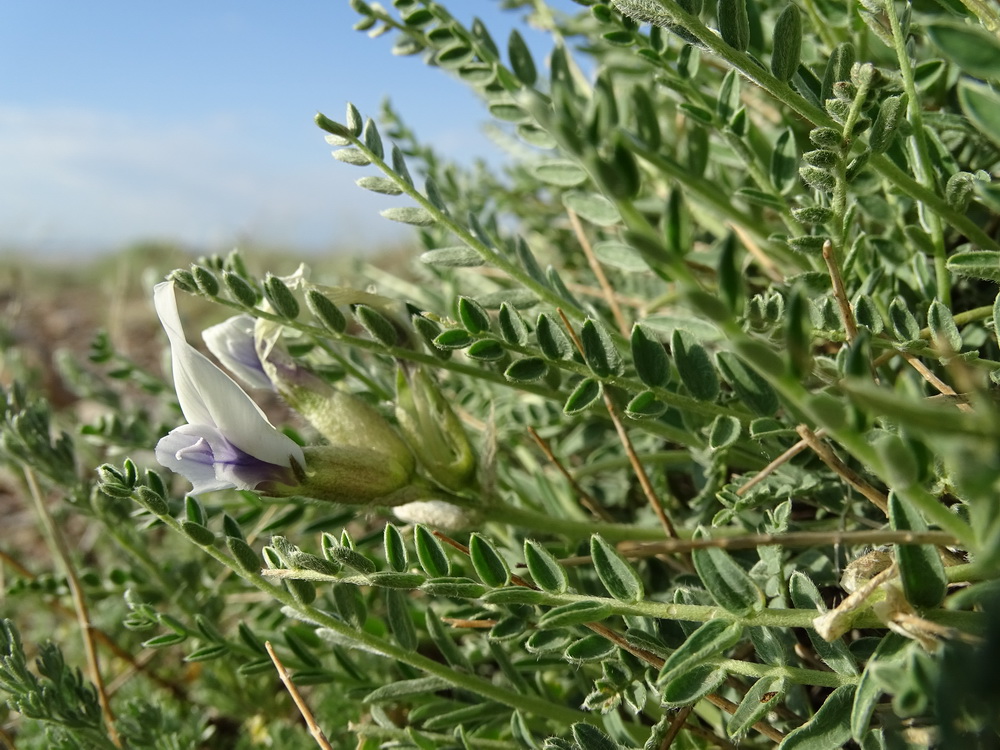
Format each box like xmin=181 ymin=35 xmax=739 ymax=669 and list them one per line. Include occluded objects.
xmin=145 ymin=502 xmax=594 ymax=727
xmin=23 ymin=469 xmax=122 ymax=748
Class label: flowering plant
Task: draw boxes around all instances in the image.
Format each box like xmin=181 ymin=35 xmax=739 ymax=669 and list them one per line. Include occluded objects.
xmin=2 ymin=0 xmax=1000 ymax=747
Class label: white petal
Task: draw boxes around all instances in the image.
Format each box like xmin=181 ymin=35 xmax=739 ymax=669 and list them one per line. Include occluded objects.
xmin=153 ymin=282 xmax=305 ymax=469
xmin=202 ymin=315 xmax=274 ymax=390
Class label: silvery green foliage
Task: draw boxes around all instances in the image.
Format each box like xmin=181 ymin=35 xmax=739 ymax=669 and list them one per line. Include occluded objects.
xmin=3 ymin=0 xmax=1000 ymax=747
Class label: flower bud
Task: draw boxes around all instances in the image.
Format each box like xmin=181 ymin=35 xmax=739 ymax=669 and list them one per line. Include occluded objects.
xmin=395 ymin=368 xmax=476 ymax=491
xmin=273 ymin=444 xmax=419 ymax=506
xmin=254 ymin=319 xmax=411 ymax=462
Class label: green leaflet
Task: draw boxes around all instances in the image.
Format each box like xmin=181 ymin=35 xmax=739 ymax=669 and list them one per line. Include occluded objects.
xmin=536 ymin=313 xmax=574 ymax=360
xmin=505 ymin=357 xmax=548 ymax=382
xmin=563 ymin=634 xmax=616 ymax=663
xmin=927 ymin=299 xmax=962 ymax=352
xmin=380 ymin=206 xmax=436 ymax=227
xmin=508 ymin=29 xmax=537 ymax=85
xmin=958 ymin=79 xmax=1000 ymax=150
xmin=717 ymin=0 xmax=750 ymax=51
xmin=888 ymin=297 xmax=920 ymax=342
xmin=538 ymin=600 xmax=613 ymax=629
xmin=770 ymin=127 xmax=798 ymax=194
xmin=788 ymin=572 xmax=858 ymax=675
xmin=727 ymin=674 xmax=788 ymax=736
xmin=532 ymin=159 xmax=588 ymax=187
xmin=661 ymin=664 xmax=727 ymax=707
xmin=571 ymin=723 xmax=619 ymax=750
xmin=869 ymin=94 xmax=907 ymax=154
xmin=524 ymin=539 xmax=569 ymax=594
xmin=581 ymin=318 xmax=624 ymax=378
xmin=469 ymin=533 xmax=511 ymax=588
xmin=889 ymin=492 xmax=947 ymax=609
xmin=927 ymin=22 xmax=1000 ymax=81
xmin=780 ymin=684 xmax=856 ymax=749
xmin=631 ymin=323 xmax=671 ymax=387
xmin=563 ymin=191 xmax=622 ymax=226
xmin=770 ymin=4 xmax=801 ymax=83
xmin=414 ymin=524 xmax=450 ymax=578
xmin=659 ymin=619 xmax=744 ymax=684
xmin=593 ymin=241 xmax=648 ymax=272
xmin=716 ymin=351 xmax=779 ymax=416
xmin=946 ymin=251 xmax=1000 ymax=283
xmin=498 ymin=302 xmax=529 ymax=347
xmin=354 ymin=304 xmax=398 ymax=346
xmin=385 ymin=589 xmax=418 ymax=651
xmin=591 ymin=534 xmax=644 ymax=602
xmin=708 ymin=414 xmax=741 ymax=450
xmin=420 ymin=247 xmax=485 ymax=267
xmin=691 ymin=531 xmax=765 ymax=616
xmin=457 ymin=296 xmax=491 ymax=334
xmin=672 ymin=329 xmax=720 ymax=401
xmin=850 ymin=634 xmax=909 ymax=741
xmin=564 ymin=378 xmax=602 ymax=415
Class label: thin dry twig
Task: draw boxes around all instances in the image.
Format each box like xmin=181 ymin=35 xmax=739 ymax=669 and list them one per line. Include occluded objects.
xmin=899 ymin=350 xmax=974 ymax=413
xmin=680 ymin=722 xmax=740 ymax=749
xmin=0 ymin=725 xmax=16 ymax=750
xmin=660 ymin=704 xmax=696 ymax=749
xmin=440 ymin=617 xmax=497 ymax=629
xmin=795 ymin=425 xmax=889 ymax=514
xmin=567 ymin=208 xmax=629 ymax=336
xmin=527 ymin=426 xmax=614 ymax=522
xmin=705 ymin=694 xmax=785 ymax=743
xmin=23 ymin=469 xmax=122 ymax=748
xmin=266 ymin=641 xmax=335 ymax=750
xmin=730 ymin=223 xmax=783 ymax=283
xmin=555 ymin=529 xmax=959 ymax=566
xmin=735 ymin=428 xmax=824 ymax=497
xmin=471 ymin=265 xmax=648 ymax=309
xmin=557 ymin=309 xmax=679 ymax=539
xmin=822 ymin=239 xmax=859 ymax=346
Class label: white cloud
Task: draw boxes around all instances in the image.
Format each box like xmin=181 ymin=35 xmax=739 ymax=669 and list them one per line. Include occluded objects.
xmin=0 ymin=104 xmax=411 ymax=257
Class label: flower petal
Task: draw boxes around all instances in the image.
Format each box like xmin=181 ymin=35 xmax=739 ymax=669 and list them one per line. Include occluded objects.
xmin=156 ymin=423 xmax=296 ymax=495
xmin=203 ymin=315 xmax=274 ymax=390
xmin=156 ymin=426 xmax=236 ymax=495
xmin=153 ymin=281 xmax=304 ymax=470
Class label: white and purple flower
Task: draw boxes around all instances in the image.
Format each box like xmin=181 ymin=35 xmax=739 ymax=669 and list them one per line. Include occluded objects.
xmin=153 ymin=281 xmax=305 ymax=495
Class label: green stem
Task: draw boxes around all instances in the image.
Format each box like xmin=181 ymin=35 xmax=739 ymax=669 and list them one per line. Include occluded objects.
xmin=347 ymin=135 xmax=585 ymax=320
xmin=482 ymin=502 xmax=681 ymax=542
xmin=487 ymin=588 xmax=983 ymax=633
xmin=884 ymin=0 xmax=950 ymax=305
xmin=717 ymin=659 xmax=855 ymax=688
xmin=152 ymin=510 xmax=594 ymax=727
xmin=833 ymin=77 xmax=873 ymax=252
xmin=800 ymin=0 xmax=840 ymax=50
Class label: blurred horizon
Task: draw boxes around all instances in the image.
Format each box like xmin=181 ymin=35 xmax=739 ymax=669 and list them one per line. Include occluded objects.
xmin=0 ymin=1 xmax=580 ymax=260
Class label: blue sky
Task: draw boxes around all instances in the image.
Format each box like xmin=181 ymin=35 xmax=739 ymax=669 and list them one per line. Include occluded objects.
xmin=0 ymin=1 xmax=581 ymax=257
